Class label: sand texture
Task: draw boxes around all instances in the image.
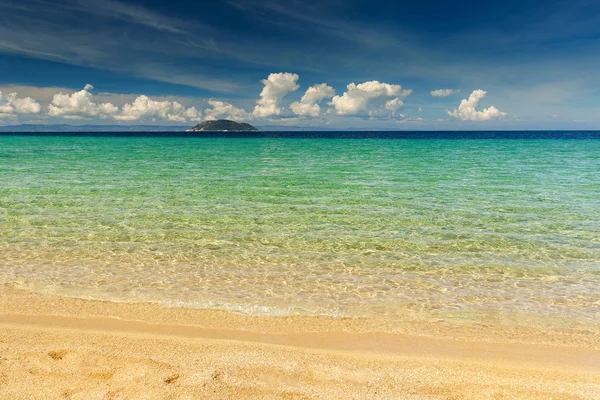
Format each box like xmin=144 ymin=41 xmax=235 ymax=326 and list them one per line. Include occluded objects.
xmin=0 ymin=289 xmax=599 ymax=399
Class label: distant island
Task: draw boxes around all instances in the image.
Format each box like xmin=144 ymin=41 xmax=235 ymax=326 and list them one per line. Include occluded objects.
xmin=187 ymin=120 xmax=259 ymax=132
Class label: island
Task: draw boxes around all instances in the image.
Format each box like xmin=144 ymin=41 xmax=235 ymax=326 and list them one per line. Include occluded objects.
xmin=187 ymin=120 xmax=259 ymax=132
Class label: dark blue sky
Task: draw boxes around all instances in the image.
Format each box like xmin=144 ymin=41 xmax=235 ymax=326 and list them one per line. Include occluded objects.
xmin=0 ymin=0 xmax=599 ymax=128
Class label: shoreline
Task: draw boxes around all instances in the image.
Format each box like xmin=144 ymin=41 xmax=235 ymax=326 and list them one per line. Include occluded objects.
xmin=1 ymin=288 xmax=599 ymax=398
xmin=1 ymin=287 xmax=598 ymax=344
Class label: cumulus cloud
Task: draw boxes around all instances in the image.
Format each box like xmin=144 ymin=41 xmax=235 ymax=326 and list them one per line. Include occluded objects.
xmin=290 ymin=83 xmax=335 ymax=117
xmin=48 ymin=84 xmax=119 ymax=119
xmin=253 ymin=73 xmax=300 ymax=118
xmin=47 ymin=85 xmax=202 ymax=122
xmin=385 ymin=97 xmax=405 ymax=114
xmin=204 ymin=100 xmax=249 ymax=121
xmin=430 ymin=89 xmax=459 ymax=97
xmin=447 ymin=90 xmax=507 ymax=121
xmin=330 ymin=81 xmax=412 ymax=116
xmin=116 ymin=95 xmax=202 ymax=122
xmin=183 ymin=106 xmax=202 ymax=121
xmin=0 ymin=91 xmax=42 ymax=118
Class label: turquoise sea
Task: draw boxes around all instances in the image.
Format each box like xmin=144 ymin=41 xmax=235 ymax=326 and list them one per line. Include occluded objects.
xmin=1 ymin=132 xmax=599 ymax=323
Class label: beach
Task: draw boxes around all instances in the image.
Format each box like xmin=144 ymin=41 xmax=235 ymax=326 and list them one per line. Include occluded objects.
xmin=1 ymin=135 xmax=599 ymax=398
xmin=2 ymin=0 xmax=600 ymax=393
xmin=1 ymin=288 xmax=599 ymax=399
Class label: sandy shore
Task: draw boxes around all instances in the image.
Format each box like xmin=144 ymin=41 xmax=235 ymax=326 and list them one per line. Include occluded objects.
xmin=0 ymin=289 xmax=598 ymax=399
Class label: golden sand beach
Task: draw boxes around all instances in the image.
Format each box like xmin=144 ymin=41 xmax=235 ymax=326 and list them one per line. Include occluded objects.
xmin=2 ymin=136 xmax=600 ymax=398
xmin=0 ymin=288 xmax=598 ymax=399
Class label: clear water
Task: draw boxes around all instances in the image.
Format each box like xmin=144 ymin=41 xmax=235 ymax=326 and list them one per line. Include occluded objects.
xmin=1 ymin=133 xmax=599 ymax=322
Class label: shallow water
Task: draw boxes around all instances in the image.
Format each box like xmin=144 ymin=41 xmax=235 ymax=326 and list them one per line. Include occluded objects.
xmin=1 ymin=133 xmax=599 ymax=322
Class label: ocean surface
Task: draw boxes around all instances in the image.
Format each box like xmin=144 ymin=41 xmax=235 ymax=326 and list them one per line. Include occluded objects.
xmin=1 ymin=132 xmax=599 ymax=323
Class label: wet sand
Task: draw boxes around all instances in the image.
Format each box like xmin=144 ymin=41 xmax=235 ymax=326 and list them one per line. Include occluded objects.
xmin=0 ymin=288 xmax=599 ymax=399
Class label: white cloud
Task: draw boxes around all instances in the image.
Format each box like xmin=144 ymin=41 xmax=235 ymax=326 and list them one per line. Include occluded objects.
xmin=204 ymin=100 xmax=249 ymax=121
xmin=253 ymin=72 xmax=299 ymax=118
xmin=184 ymin=106 xmax=202 ymax=121
xmin=0 ymin=85 xmax=71 ymax=105
xmin=98 ymin=102 xmax=119 ymax=115
xmin=48 ymin=84 xmax=118 ymax=119
xmin=290 ymin=83 xmax=335 ymax=117
xmin=0 ymin=91 xmax=42 ymax=118
xmin=430 ymin=89 xmax=459 ymax=97
xmin=116 ymin=95 xmax=202 ymax=122
xmin=385 ymin=97 xmax=404 ymax=114
xmin=396 ymin=117 xmax=423 ymax=124
xmin=0 ymin=85 xmax=213 ymax=124
xmin=330 ymin=81 xmax=412 ymax=116
xmin=417 ymin=107 xmax=423 ymax=112
xmin=447 ymin=90 xmax=507 ymax=121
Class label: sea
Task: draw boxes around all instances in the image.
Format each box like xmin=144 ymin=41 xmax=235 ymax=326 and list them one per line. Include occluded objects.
xmin=1 ymin=131 xmax=599 ymax=324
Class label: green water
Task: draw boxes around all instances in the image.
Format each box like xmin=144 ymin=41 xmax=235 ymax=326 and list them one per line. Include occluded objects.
xmin=1 ymin=136 xmax=599 ymax=322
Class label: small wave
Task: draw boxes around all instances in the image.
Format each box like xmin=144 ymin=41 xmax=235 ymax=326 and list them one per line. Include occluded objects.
xmin=160 ymin=299 xmax=346 ymax=317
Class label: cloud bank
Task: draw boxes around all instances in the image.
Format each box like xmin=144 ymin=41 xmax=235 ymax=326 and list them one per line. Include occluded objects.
xmin=0 ymin=73 xmax=448 ymax=126
xmin=447 ymin=89 xmax=507 ymax=121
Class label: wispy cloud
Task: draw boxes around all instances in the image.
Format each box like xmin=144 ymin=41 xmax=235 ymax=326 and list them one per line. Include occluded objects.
xmin=0 ymin=0 xmax=244 ymax=93
xmin=73 ymin=0 xmax=188 ymax=34
xmin=226 ymin=0 xmax=409 ymax=49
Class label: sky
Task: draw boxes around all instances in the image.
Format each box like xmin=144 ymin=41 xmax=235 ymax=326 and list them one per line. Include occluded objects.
xmin=1 ymin=0 xmax=599 ymax=129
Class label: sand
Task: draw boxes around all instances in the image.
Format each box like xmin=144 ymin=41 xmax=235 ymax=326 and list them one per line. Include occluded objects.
xmin=0 ymin=288 xmax=598 ymax=399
